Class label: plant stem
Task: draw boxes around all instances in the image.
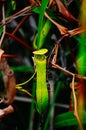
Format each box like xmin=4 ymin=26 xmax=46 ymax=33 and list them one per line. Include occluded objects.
xmin=5 ymin=32 xmax=34 ymax=51
xmin=72 ymin=75 xmax=83 ymax=130
xmin=0 ymin=4 xmax=6 ymax=46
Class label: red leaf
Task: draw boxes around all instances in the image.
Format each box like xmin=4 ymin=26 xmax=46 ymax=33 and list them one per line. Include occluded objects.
xmin=69 ymin=26 xmax=86 ymax=37
xmin=55 ymin=0 xmax=78 ymax=23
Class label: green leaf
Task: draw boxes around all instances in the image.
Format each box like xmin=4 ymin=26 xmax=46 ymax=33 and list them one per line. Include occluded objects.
xmin=0 ymin=27 xmax=3 ymax=37
xmin=32 ymin=7 xmax=41 ymax=14
xmin=36 ymin=0 xmax=50 ymax=49
xmin=44 ymin=81 xmax=62 ymax=130
xmin=33 ymin=19 xmax=52 ymax=49
xmin=6 ymin=1 xmax=13 ymax=17
xmin=54 ymin=111 xmax=86 ymax=127
xmin=11 ymin=0 xmax=16 ymax=10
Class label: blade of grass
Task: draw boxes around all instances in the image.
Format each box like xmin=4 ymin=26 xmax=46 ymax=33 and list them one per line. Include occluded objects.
xmin=28 ymin=80 xmax=35 ymax=130
xmin=44 ymin=81 xmax=62 ymax=130
xmin=36 ymin=0 xmax=49 ymax=49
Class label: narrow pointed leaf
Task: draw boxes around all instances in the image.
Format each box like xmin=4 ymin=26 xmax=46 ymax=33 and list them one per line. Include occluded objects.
xmin=55 ymin=0 xmax=78 ymax=23
xmin=37 ymin=0 xmax=49 ymax=49
xmin=69 ymin=26 xmax=86 ymax=37
xmin=45 ymin=12 xmax=68 ymax=35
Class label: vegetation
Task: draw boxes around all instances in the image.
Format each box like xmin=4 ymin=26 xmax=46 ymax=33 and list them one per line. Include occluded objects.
xmin=0 ymin=0 xmax=86 ymax=130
